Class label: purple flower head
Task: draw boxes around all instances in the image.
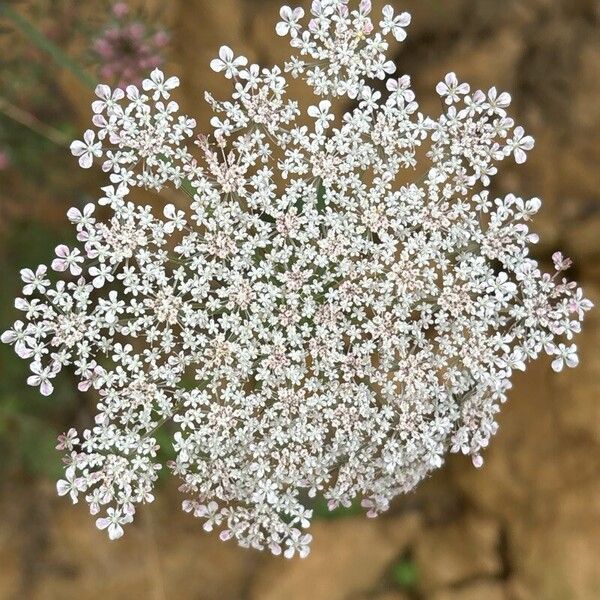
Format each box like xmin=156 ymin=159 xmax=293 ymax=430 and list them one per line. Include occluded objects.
xmin=93 ymin=5 xmax=170 ymax=88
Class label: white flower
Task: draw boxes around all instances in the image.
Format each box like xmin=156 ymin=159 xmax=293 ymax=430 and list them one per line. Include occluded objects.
xmin=569 ymin=288 xmax=594 ymax=320
xmin=550 ymin=343 xmax=579 ymax=372
xmin=486 ymin=86 xmax=511 ymax=116
xmin=276 ymin=5 xmax=304 ymax=37
xmin=1 ymin=320 xmax=34 ymax=358
xmin=92 ymin=84 xmax=125 ymax=114
xmin=2 ymin=1 xmax=591 ymax=559
xmin=142 ymin=68 xmax=180 ymax=100
xmin=284 ymin=530 xmax=312 ymax=559
xmin=56 ymin=428 xmax=79 ymax=451
xmin=163 ymin=204 xmax=187 ymax=233
xmin=67 ymin=202 xmax=96 ymax=225
xmin=380 ymin=5 xmax=411 ymax=41
xmin=27 ymin=361 xmax=59 ymax=396
xmin=70 ymin=129 xmax=102 ymax=169
xmin=436 ymin=72 xmax=470 ymax=105
xmin=552 ymin=251 xmax=572 ymax=272
xmin=359 ymin=87 xmax=381 ymax=112
xmin=56 ymin=466 xmax=86 ymax=503
xmin=210 ymin=46 xmax=248 ymax=79
xmin=20 ymin=264 xmax=49 ymax=295
xmin=89 ymin=264 xmax=114 ymax=289
xmin=96 ymin=508 xmax=133 ymax=540
xmin=386 ymin=75 xmax=415 ymax=101
xmin=486 ymin=271 xmax=517 ymax=300
xmin=51 ymin=245 xmax=84 ymax=276
xmin=307 ymin=99 xmax=334 ymax=132
xmin=506 ymin=126 xmax=535 ymax=164
xmin=196 ymin=501 xmax=223 ymax=532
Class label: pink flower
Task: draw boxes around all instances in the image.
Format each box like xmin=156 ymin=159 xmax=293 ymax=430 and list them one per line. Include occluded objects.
xmin=93 ymin=8 xmax=170 ymax=88
xmin=112 ymin=3 xmax=129 ymax=18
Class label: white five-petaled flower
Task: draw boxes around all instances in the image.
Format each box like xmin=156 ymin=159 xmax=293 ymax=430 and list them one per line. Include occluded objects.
xmin=56 ymin=466 xmax=86 ymax=504
xmin=70 ymin=129 xmax=102 ymax=169
xmin=550 ymin=343 xmax=579 ymax=372
xmin=163 ymin=204 xmax=187 ymax=233
xmin=359 ymin=87 xmax=382 ymax=112
xmin=92 ymin=84 xmax=125 ymax=114
xmin=307 ymin=99 xmax=334 ymax=132
xmin=142 ymin=68 xmax=180 ymax=100
xmin=51 ymin=245 xmax=84 ymax=276
xmin=276 ymin=5 xmax=305 ymax=37
xmin=436 ymin=72 xmax=471 ymax=105
xmin=196 ymin=501 xmax=223 ymax=532
xmin=0 ymin=320 xmax=34 ymax=359
xmin=210 ymin=46 xmax=248 ymax=79
xmin=552 ymin=251 xmax=573 ymax=272
xmin=96 ymin=507 xmax=134 ymax=540
xmin=27 ymin=361 xmax=59 ymax=396
xmin=380 ymin=5 xmax=411 ymax=41
xmin=569 ymin=288 xmax=594 ymax=320
xmin=56 ymin=428 xmax=79 ymax=451
xmin=486 ymin=271 xmax=517 ymax=300
xmin=20 ymin=264 xmax=49 ymax=295
xmin=506 ymin=126 xmax=535 ymax=164
xmin=284 ymin=530 xmax=312 ymax=559
xmin=67 ymin=202 xmax=96 ymax=225
xmin=486 ymin=86 xmax=512 ymax=116
xmin=386 ymin=75 xmax=415 ymax=100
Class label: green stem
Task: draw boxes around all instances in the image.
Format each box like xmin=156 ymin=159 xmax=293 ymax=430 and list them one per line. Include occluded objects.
xmin=0 ymin=4 xmax=96 ymax=90
xmin=181 ymin=178 xmax=196 ymax=198
xmin=0 ymin=96 xmax=70 ymax=146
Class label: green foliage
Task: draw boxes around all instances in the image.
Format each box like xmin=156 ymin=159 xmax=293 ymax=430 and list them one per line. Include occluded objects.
xmin=391 ymin=556 xmax=419 ymax=590
xmin=1 ymin=116 xmax=61 ymax=179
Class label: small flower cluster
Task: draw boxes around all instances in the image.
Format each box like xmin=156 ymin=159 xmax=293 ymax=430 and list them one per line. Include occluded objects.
xmin=92 ymin=2 xmax=170 ymax=88
xmin=2 ymin=1 xmax=592 ymax=557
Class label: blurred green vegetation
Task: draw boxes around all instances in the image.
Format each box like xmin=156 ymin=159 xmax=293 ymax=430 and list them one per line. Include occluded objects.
xmin=391 ymin=554 xmax=420 ymax=590
xmin=0 ymin=115 xmax=74 ymax=181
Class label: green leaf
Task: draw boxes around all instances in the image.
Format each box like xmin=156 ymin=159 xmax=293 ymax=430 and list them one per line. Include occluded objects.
xmin=391 ymin=558 xmax=419 ymax=589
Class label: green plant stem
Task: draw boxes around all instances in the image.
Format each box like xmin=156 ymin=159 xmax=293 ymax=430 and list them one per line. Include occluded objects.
xmin=0 ymin=97 xmax=70 ymax=146
xmin=181 ymin=179 xmax=196 ymax=198
xmin=0 ymin=4 xmax=96 ymax=90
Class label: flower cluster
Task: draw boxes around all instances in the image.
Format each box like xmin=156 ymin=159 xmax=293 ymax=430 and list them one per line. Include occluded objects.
xmin=92 ymin=2 xmax=169 ymax=88
xmin=2 ymin=0 xmax=592 ymax=557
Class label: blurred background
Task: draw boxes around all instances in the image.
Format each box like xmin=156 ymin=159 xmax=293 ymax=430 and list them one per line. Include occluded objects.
xmin=0 ymin=1 xmax=598 ymax=598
